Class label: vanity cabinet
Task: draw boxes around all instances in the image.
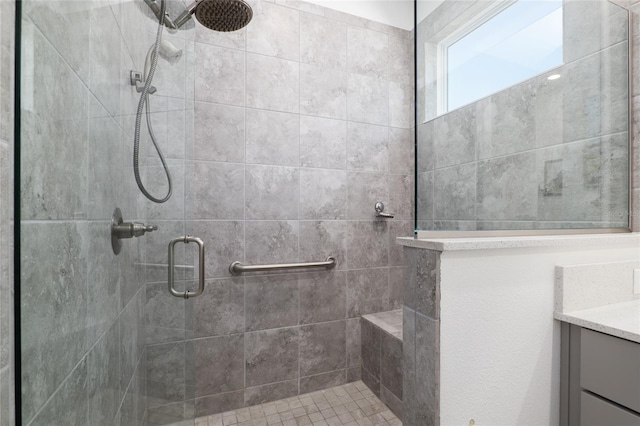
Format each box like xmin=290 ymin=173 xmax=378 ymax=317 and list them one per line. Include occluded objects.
xmin=562 ymin=324 xmax=640 ymax=425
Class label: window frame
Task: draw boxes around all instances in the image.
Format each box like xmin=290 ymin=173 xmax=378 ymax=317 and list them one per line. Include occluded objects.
xmin=435 ymin=0 xmax=519 ymax=116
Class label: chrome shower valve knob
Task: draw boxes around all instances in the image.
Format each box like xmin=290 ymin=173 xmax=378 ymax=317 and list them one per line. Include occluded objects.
xmin=111 ymin=208 xmax=158 ymax=254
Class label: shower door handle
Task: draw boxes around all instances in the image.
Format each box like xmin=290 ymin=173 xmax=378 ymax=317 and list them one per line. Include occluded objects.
xmin=168 ymin=236 xmax=205 ymax=299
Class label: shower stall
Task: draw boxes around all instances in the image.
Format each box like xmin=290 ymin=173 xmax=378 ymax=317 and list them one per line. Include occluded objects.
xmin=16 ymin=0 xmax=414 ymax=424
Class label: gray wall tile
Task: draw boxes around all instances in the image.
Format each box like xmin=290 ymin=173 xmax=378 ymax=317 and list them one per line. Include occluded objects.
xmin=347 ymin=172 xmax=388 ymax=220
xmin=434 ymin=163 xmax=476 ymax=221
xmin=389 ymin=221 xmax=412 ymax=267
xmin=246 ymin=109 xmax=299 ymax=166
xmin=390 ymin=174 xmax=414 ymax=220
xmin=146 ymin=342 xmax=185 ymax=407
xmin=87 ymin=323 xmax=121 ymax=425
xmin=245 ymin=380 xmax=299 ymax=406
xmin=402 ymin=307 xmax=416 ymax=426
xmin=346 ymin=318 xmax=362 ymax=367
xmin=403 ymin=248 xmax=440 ymax=319
xmin=380 ymin=385 xmax=403 ymax=421
xmin=21 ymin=222 xmax=88 ymax=422
xmin=245 ymin=274 xmax=299 ymax=331
xmin=389 ymin=127 xmax=414 ymax=175
xmin=347 ymin=73 xmax=389 ymax=125
xmin=361 ymin=365 xmax=380 ymax=396
xmin=119 ymin=290 xmax=144 ymax=398
xmin=347 ymin=26 xmax=388 ymax=79
xmin=299 ymin=321 xmax=347 ymax=376
xmin=246 ymin=53 xmax=300 ymax=113
xmin=86 ymin=222 xmax=121 ymax=347
xmin=389 ymin=267 xmax=405 ymax=310
xmin=195 ymin=20 xmax=246 ymax=49
xmin=417 ymin=121 xmax=434 ymax=173
xmin=245 ymin=221 xmax=299 ymax=264
xmin=145 ymin=282 xmax=185 ymax=342
xmin=389 ymin=80 xmax=413 ymax=129
xmin=247 ymin=1 xmax=300 ymax=60
xmin=347 ymin=367 xmax=362 ymax=382
xmin=361 ymin=320 xmax=381 ymax=378
xmin=347 ymin=122 xmax=389 ymax=172
xmin=299 ymin=220 xmax=348 ymax=269
xmin=299 ymin=370 xmax=348 ymax=394
xmin=300 ymin=64 xmax=348 ymax=119
xmin=195 ymin=43 xmax=245 ymax=106
xmin=246 ymin=165 xmax=299 ymax=220
xmin=478 ymin=81 xmax=537 ymax=159
xmin=347 ymin=269 xmax=391 ymax=317
xmin=194 ymin=391 xmax=245 ymax=418
xmin=477 ymin=152 xmax=538 ymax=221
xmin=21 ymin=27 xmax=88 ymax=221
xmin=381 ymin=333 xmax=403 ymax=399
xmin=300 ymin=169 xmax=347 ymax=220
xmin=564 ymin=0 xmax=628 ymax=63
xmin=246 ymin=327 xmax=299 ymax=386
xmin=433 ymin=104 xmax=475 ymax=168
xmin=191 ymin=334 xmax=245 ymax=396
xmin=300 ymin=12 xmax=347 ymax=69
xmin=189 ymin=162 xmax=245 ymax=220
xmin=299 ymin=115 xmax=347 ymax=169
xmin=28 ymin=359 xmax=88 ymax=426
xmin=194 ymin=101 xmax=245 ymax=163
xmin=147 ymin=401 xmax=194 ymax=425
xmin=187 ymin=278 xmax=245 ymax=338
xmin=187 ymin=221 xmax=244 ymax=279
xmin=347 ymin=221 xmax=389 ymax=269
xmin=299 ymin=271 xmax=347 ymax=324
xmin=415 ymin=313 xmax=439 ymax=425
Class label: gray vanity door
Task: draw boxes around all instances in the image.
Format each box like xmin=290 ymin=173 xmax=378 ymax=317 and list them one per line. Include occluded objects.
xmin=580 ymin=328 xmax=640 ymax=413
xmin=581 ymin=392 xmax=640 ymax=426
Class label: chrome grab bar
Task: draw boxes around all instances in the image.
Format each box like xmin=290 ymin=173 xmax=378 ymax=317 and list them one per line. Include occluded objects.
xmin=229 ymin=256 xmax=337 ymax=275
xmin=168 ymin=236 xmax=205 ymax=299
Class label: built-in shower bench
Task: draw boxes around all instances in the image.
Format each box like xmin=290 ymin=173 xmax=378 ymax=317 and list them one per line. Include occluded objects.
xmin=361 ymin=309 xmax=403 ymax=420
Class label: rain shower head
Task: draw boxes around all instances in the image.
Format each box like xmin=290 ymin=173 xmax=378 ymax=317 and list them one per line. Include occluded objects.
xmin=173 ymin=0 xmax=253 ymax=32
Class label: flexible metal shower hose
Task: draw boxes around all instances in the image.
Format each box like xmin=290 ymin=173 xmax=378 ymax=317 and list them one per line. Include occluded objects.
xmin=133 ymin=0 xmax=173 ymax=203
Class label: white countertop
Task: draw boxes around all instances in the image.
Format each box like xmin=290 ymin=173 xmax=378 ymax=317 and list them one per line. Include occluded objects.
xmin=397 ymin=233 xmax=640 ymax=251
xmin=555 ymin=299 xmax=640 ymax=344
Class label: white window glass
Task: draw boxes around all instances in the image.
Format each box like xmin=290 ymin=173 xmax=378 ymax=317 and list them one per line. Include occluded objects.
xmin=444 ymin=0 xmax=563 ymax=112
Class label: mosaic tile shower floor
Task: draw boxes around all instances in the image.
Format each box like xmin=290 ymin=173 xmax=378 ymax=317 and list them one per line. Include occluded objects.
xmin=193 ymin=381 xmax=402 ymax=426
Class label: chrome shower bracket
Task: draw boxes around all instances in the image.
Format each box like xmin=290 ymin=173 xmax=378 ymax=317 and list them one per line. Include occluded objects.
xmin=168 ymin=236 xmax=205 ymax=299
xmin=130 ymin=70 xmax=157 ymax=94
xmin=111 ymin=208 xmax=158 ymax=255
xmin=375 ymin=201 xmax=395 ymax=219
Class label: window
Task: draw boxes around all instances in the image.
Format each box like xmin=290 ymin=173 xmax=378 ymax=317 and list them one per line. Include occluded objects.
xmin=438 ymin=0 xmax=563 ymax=114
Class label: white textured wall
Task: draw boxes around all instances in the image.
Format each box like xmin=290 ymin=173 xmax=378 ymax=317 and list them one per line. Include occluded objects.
xmin=438 ymin=239 xmax=640 ymax=426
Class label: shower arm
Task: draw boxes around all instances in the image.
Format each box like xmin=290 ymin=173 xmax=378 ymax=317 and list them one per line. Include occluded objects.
xmin=173 ymin=1 xmax=200 ymax=29
xmin=143 ymin=0 xmax=179 ymax=32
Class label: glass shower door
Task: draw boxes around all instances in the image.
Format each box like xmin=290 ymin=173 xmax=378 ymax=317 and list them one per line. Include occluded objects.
xmin=19 ymin=0 xmax=197 ymax=424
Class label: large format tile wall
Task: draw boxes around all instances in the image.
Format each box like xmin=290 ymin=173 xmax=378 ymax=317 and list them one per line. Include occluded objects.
xmin=0 ymin=0 xmax=15 ymax=424
xmin=402 ymin=247 xmax=439 ymax=426
xmin=141 ymin=0 xmax=415 ymax=421
xmin=416 ymin=0 xmax=631 ymax=231
xmin=17 ymin=0 xmax=192 ymax=424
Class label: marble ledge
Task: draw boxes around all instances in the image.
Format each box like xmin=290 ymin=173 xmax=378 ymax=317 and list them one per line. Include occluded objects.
xmin=555 ymin=299 xmax=640 ymax=344
xmin=397 ymin=232 xmax=640 ymax=252
xmin=362 ymin=309 xmax=403 ymax=341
